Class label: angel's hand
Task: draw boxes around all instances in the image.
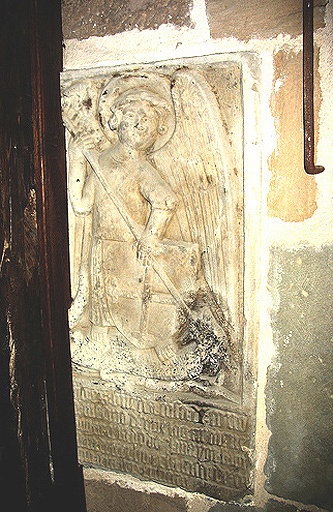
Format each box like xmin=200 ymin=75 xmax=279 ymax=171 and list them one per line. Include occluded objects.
xmin=137 ymin=233 xmax=157 ymax=267
xmin=69 ymin=132 xmax=96 ymax=154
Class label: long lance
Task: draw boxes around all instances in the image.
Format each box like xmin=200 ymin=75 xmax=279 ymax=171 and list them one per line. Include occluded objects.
xmin=83 ymin=148 xmax=193 ymax=318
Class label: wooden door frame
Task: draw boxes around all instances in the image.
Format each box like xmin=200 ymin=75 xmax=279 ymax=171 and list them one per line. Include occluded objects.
xmin=0 ymin=1 xmax=86 ymax=510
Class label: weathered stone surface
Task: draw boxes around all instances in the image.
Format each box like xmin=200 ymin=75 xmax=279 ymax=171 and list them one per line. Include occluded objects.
xmin=73 ymin=373 xmax=252 ymax=501
xmin=267 ymin=50 xmax=319 ymax=222
xmin=265 ymin=246 xmax=333 ymax=511
xmin=62 ymin=61 xmax=244 ymax=388
xmin=208 ymin=498 xmax=310 ymax=511
xmin=206 ymin=0 xmax=326 ymax=42
xmin=84 ymin=474 xmax=314 ymax=512
xmin=208 ymin=503 xmax=257 ymax=512
xmin=85 ymin=480 xmax=188 ymax=512
xmin=264 ymin=500 xmax=307 ymax=512
xmin=62 ymin=55 xmax=259 ymax=502
xmin=62 ymin=0 xmax=192 ymax=40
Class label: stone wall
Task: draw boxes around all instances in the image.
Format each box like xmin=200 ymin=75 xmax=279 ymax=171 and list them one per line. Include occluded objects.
xmin=62 ymin=1 xmax=333 ymax=511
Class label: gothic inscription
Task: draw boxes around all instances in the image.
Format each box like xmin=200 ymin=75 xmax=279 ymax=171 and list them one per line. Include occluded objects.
xmin=73 ymin=376 xmax=252 ymax=500
xmin=62 ymin=57 xmax=256 ymax=501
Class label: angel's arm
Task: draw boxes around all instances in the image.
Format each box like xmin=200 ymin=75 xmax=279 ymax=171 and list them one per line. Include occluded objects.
xmin=68 ymin=137 xmax=95 ymax=216
xmin=137 ymin=161 xmax=178 ymax=265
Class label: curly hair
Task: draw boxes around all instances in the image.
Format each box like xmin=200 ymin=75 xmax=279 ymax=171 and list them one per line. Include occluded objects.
xmin=107 ymin=88 xmax=171 ymax=136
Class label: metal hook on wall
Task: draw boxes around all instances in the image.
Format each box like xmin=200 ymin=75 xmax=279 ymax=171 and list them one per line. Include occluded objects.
xmin=303 ymin=0 xmax=324 ymax=175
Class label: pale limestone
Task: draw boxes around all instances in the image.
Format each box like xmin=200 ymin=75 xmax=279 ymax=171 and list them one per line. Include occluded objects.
xmin=62 ymin=60 xmax=245 ymax=389
xmin=62 ymin=55 xmax=261 ymax=501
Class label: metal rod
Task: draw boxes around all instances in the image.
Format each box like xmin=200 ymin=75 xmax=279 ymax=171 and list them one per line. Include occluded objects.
xmin=303 ymin=0 xmax=324 ymax=175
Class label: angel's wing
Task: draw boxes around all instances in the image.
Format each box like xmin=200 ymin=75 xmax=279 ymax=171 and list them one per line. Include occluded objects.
xmin=154 ymin=69 xmax=242 ymax=328
xmin=61 ymin=79 xmax=110 ymax=314
xmin=61 ymin=78 xmax=114 ymax=149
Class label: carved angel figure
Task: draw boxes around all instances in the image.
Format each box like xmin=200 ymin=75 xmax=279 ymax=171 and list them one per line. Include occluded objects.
xmin=62 ymin=69 xmax=242 ymax=387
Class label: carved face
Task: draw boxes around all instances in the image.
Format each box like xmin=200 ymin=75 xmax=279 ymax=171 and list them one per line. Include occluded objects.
xmin=117 ymin=99 xmax=160 ymax=151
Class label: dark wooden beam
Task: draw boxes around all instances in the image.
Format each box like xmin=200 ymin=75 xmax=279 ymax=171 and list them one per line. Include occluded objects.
xmin=30 ymin=0 xmax=86 ymax=509
xmin=0 ymin=1 xmax=86 ymax=510
xmin=0 ymin=1 xmax=52 ymax=510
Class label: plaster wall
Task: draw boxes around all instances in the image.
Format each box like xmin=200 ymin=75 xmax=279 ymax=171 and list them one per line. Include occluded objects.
xmin=62 ymin=1 xmax=333 ymax=511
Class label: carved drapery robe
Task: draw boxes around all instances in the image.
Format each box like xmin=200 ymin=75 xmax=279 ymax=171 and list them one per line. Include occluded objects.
xmin=73 ymin=149 xmax=200 ymax=350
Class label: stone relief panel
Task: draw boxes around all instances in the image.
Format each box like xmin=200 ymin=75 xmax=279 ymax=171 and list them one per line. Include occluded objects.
xmin=62 ymin=56 xmax=258 ymax=500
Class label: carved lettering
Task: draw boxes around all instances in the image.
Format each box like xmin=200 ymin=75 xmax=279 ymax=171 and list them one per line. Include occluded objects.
xmin=203 ymin=410 xmax=248 ymax=432
xmin=62 ymin=58 xmax=257 ymax=502
xmin=73 ymin=377 xmax=251 ymax=499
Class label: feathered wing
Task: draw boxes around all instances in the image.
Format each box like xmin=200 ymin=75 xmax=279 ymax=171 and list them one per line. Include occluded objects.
xmin=62 ymin=79 xmax=110 ymax=325
xmin=154 ymin=69 xmax=242 ymax=330
xmin=61 ymin=78 xmax=113 ymax=147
